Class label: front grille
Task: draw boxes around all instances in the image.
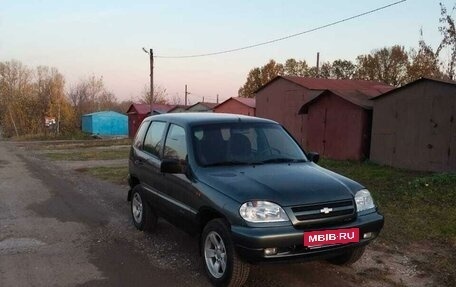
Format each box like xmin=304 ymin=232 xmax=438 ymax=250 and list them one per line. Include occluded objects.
xmin=291 ymin=199 xmax=355 ymax=227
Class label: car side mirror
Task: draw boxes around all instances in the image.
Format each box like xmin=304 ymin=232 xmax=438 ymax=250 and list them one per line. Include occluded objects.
xmin=307 ymin=152 xmax=320 ymax=163
xmin=161 ymin=159 xmax=185 ymax=174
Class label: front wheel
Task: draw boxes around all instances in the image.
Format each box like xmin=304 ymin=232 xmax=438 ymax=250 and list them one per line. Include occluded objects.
xmin=201 ymin=219 xmax=250 ymax=287
xmin=327 ymin=246 xmax=366 ymax=265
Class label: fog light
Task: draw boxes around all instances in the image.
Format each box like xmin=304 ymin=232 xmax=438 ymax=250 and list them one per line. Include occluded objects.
xmin=363 ymin=232 xmax=373 ymax=239
xmin=264 ymin=248 xmax=278 ymax=256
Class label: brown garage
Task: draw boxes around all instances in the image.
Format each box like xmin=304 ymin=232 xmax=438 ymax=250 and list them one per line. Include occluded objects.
xmin=255 ymin=76 xmax=392 ymax=160
xmin=370 ymin=77 xmax=456 ymax=171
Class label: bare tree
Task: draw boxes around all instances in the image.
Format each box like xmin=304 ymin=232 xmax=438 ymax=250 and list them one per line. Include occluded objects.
xmin=436 ymin=2 xmax=456 ymax=79
xmin=140 ymin=84 xmax=169 ymax=104
xmin=170 ymin=93 xmax=182 ymax=105
xmin=67 ymin=75 xmax=117 ymax=127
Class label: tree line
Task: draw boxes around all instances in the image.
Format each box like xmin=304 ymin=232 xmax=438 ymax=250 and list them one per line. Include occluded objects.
xmin=0 ymin=60 xmax=178 ymax=138
xmin=239 ymin=2 xmax=456 ymax=97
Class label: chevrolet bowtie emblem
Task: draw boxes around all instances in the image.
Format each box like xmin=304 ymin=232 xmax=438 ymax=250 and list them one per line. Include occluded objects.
xmin=320 ymin=207 xmax=333 ymax=214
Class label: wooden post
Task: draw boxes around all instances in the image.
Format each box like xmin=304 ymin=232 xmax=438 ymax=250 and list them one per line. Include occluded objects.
xmin=185 ymin=84 xmax=188 ymax=106
xmin=150 ymin=49 xmax=154 ymax=114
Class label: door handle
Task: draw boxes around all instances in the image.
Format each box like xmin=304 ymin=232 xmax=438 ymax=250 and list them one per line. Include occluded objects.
xmin=135 ymin=159 xmax=144 ymax=165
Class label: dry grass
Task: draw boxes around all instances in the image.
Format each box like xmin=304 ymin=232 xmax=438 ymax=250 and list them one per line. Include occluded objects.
xmin=45 ymin=148 xmax=130 ymax=161
xmin=76 ymin=166 xmax=128 ymax=185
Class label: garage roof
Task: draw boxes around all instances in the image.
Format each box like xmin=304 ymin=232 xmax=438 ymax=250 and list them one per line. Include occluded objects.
xmin=255 ymin=76 xmax=393 ymax=111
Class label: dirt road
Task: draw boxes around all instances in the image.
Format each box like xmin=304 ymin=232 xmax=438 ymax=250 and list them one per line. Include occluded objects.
xmin=0 ymin=141 xmax=429 ymax=287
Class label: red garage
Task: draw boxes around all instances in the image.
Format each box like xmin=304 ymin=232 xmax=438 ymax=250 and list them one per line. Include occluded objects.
xmin=299 ymin=90 xmax=383 ymax=160
xmin=126 ymin=103 xmax=175 ymax=138
xmin=214 ymin=97 xmax=256 ymax=116
xmin=255 ymin=76 xmax=392 ymax=160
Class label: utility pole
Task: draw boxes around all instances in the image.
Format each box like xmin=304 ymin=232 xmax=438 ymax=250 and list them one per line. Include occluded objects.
xmin=216 ymin=94 xmax=219 ymax=103
xmin=150 ymin=49 xmax=154 ymax=113
xmin=316 ymin=52 xmax=320 ymax=78
xmin=185 ymin=84 xmax=190 ymax=106
xmin=142 ymin=48 xmax=154 ymax=114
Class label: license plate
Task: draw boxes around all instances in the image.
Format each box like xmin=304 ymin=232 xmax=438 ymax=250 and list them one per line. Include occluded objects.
xmin=304 ymin=228 xmax=359 ymax=247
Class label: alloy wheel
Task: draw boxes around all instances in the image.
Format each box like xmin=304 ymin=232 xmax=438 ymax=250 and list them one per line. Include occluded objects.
xmin=204 ymin=231 xmax=227 ymax=279
xmin=132 ymin=192 xmax=143 ymax=223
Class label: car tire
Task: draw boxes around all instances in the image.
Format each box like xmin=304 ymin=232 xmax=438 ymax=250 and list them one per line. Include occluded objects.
xmin=131 ymin=185 xmax=157 ymax=232
xmin=201 ymin=219 xmax=250 ymax=287
xmin=327 ymin=246 xmax=366 ymax=265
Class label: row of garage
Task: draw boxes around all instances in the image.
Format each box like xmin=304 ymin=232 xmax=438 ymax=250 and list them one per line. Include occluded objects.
xmin=81 ymin=76 xmax=455 ymax=172
xmin=125 ymin=98 xmax=256 ymax=138
xmin=82 ymin=98 xmax=256 ymax=138
xmin=256 ymin=76 xmax=456 ymax=172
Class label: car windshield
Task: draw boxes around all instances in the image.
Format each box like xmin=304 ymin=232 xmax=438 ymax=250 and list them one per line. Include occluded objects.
xmin=192 ymin=123 xmax=307 ymax=166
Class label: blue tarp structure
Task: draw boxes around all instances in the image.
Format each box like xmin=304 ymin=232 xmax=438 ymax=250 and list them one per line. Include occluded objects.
xmin=81 ymin=111 xmax=128 ymax=136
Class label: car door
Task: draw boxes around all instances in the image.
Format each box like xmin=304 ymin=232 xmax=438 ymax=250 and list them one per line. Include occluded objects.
xmin=130 ymin=120 xmax=151 ymax=181
xmin=141 ymin=121 xmax=168 ymax=209
xmin=161 ymin=124 xmax=199 ymax=230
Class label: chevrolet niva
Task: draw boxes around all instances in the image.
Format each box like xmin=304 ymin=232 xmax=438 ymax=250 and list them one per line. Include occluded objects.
xmin=128 ymin=113 xmax=384 ymax=286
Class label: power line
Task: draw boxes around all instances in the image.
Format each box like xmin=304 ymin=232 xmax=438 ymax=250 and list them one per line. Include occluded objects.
xmin=155 ymin=0 xmax=406 ymax=59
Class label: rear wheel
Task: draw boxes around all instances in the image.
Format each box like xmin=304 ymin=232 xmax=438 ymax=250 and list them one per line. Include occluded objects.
xmin=201 ymin=219 xmax=250 ymax=287
xmin=327 ymin=246 xmax=366 ymax=265
xmin=131 ymin=186 xmax=157 ymax=232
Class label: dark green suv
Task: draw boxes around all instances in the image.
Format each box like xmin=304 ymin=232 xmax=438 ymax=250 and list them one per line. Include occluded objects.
xmin=128 ymin=113 xmax=384 ymax=286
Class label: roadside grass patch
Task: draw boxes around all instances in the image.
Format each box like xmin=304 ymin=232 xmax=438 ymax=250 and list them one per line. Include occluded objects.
xmin=40 ymin=138 xmax=132 ymax=150
xmin=319 ymin=159 xmax=456 ymax=285
xmin=12 ymin=131 xmax=94 ymax=141
xmin=46 ymin=148 xmax=130 ymax=161
xmin=18 ymin=138 xmax=132 ymax=150
xmin=76 ymin=166 xmax=128 ymax=185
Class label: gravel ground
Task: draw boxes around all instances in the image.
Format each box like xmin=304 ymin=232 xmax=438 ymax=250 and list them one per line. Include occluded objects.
xmin=0 ymin=141 xmax=434 ymax=287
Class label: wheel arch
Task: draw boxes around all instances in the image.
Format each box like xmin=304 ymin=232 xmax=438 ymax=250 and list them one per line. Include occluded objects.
xmin=198 ymin=207 xmax=229 ymax=232
xmin=197 ymin=207 xmax=230 ymax=255
xmin=127 ymin=175 xmax=140 ymax=201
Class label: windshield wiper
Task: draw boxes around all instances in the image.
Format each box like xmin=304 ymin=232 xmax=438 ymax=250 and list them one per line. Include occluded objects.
xmin=259 ymin=158 xmax=307 ymax=164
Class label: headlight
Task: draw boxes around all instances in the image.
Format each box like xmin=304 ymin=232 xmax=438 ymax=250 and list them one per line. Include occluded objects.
xmin=355 ymin=189 xmax=375 ymax=212
xmin=239 ymin=201 xmax=289 ymax=223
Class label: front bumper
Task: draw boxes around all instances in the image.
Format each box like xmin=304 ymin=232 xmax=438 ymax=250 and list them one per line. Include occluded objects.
xmin=231 ymin=211 xmax=384 ymax=263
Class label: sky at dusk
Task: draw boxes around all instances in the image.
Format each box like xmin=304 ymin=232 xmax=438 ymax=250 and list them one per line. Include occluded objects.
xmin=0 ymin=0 xmax=452 ymax=104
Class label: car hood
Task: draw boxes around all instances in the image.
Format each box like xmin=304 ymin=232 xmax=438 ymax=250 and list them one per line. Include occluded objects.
xmin=197 ymin=162 xmax=364 ymax=207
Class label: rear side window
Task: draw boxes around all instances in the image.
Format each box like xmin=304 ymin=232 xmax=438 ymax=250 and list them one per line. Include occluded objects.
xmin=133 ymin=121 xmax=150 ymax=149
xmin=143 ymin=121 xmax=167 ymax=157
xmin=164 ymin=124 xmax=187 ymax=161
